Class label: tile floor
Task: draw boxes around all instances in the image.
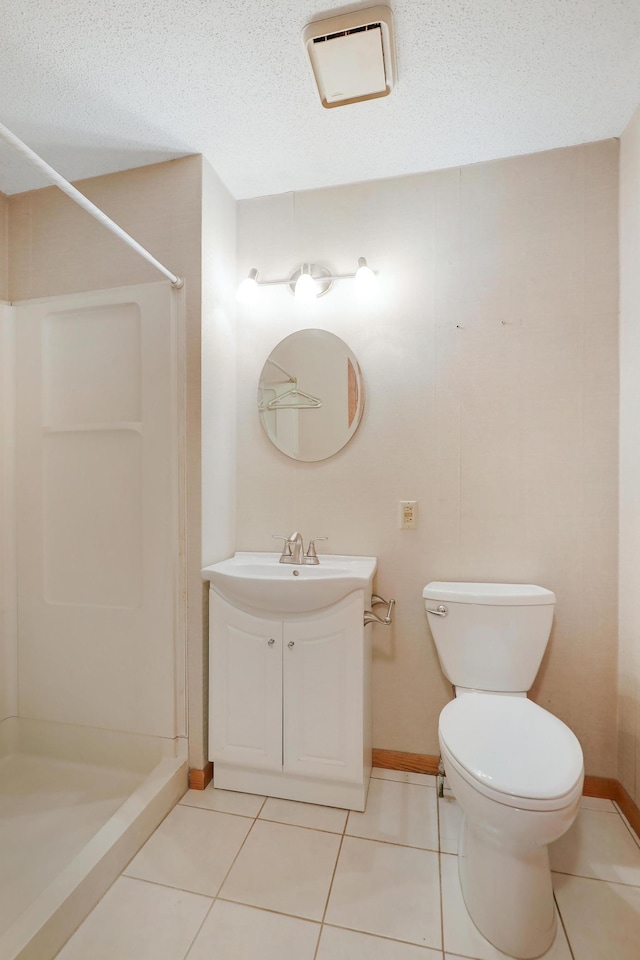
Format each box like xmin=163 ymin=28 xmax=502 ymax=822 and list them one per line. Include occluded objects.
xmin=54 ymin=769 xmax=640 ymax=960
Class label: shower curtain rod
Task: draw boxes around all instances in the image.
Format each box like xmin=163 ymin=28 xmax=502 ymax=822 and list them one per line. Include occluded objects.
xmin=0 ymin=121 xmax=183 ymax=289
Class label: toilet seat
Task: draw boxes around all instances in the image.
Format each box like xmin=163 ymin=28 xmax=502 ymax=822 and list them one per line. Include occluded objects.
xmin=439 ymin=694 xmax=584 ymax=811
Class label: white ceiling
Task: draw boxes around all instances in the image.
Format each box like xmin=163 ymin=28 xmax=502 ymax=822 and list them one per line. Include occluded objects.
xmin=1 ymin=0 xmax=639 ymax=199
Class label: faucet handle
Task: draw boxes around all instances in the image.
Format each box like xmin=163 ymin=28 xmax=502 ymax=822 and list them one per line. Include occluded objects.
xmin=272 ymin=534 xmax=293 ymax=556
xmin=306 ymin=537 xmax=328 ymax=559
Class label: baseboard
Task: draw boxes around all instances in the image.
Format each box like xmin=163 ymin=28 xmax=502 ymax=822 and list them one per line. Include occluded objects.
xmin=189 ymin=753 xmax=640 ymax=840
xmin=371 ymin=748 xmax=440 ymax=776
xmin=582 ymin=775 xmax=618 ymax=799
xmin=188 ymin=762 xmax=213 ymax=791
xmin=613 ymin=781 xmax=640 ymax=840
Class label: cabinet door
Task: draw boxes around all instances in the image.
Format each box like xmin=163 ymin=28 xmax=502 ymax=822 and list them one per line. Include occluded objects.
xmin=209 ymin=593 xmax=282 ymax=770
xmin=283 ymin=594 xmax=363 ymax=783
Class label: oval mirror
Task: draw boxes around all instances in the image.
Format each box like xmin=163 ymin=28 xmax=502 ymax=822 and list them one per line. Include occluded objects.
xmin=257 ymin=329 xmax=365 ymax=462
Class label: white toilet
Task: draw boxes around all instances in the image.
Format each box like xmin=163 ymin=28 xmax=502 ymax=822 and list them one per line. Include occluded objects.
xmin=423 ymin=582 xmax=584 ymax=960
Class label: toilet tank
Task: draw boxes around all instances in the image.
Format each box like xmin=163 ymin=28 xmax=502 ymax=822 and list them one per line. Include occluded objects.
xmin=423 ymin=582 xmax=555 ymax=693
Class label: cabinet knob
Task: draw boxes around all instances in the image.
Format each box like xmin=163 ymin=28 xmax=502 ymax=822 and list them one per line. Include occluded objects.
xmin=267 ymin=638 xmax=275 ymax=646
xmin=287 ymin=640 xmax=295 ymax=648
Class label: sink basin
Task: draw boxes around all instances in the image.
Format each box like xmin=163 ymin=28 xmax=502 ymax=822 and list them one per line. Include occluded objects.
xmin=202 ymin=552 xmax=377 ymax=615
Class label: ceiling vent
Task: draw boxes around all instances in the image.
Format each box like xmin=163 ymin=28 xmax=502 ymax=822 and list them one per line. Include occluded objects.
xmin=302 ymin=5 xmax=396 ymax=109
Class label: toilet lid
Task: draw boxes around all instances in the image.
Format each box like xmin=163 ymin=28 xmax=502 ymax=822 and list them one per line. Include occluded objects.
xmin=439 ymin=695 xmax=583 ymax=801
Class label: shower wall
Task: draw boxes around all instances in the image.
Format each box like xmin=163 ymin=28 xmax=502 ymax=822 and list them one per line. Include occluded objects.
xmin=15 ymin=282 xmax=182 ymax=737
xmin=6 ymin=159 xmax=201 ymax=742
xmin=4 ymin=155 xmax=237 ymax=762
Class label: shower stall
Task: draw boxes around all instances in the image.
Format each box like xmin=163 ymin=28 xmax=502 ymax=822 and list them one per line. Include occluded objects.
xmin=0 ymin=280 xmax=188 ymax=960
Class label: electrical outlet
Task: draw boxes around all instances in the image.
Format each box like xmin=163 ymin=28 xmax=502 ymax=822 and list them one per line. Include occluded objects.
xmin=400 ymin=500 xmax=418 ymax=530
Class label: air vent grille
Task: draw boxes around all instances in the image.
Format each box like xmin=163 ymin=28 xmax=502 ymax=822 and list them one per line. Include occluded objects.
xmin=303 ymin=6 xmax=396 ymax=109
xmin=313 ymin=23 xmax=382 ymax=44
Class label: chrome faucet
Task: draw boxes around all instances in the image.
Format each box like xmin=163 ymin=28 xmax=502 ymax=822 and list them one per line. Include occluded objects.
xmin=273 ymin=533 xmax=328 ymax=565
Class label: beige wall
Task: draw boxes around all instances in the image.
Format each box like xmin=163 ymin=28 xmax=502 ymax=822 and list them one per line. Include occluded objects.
xmin=198 ymin=158 xmax=237 ymax=766
xmin=1 ymin=195 xmax=15 ymax=721
xmin=0 ymin=192 xmax=7 ymax=300
xmin=5 ymin=157 xmax=209 ymax=763
xmin=619 ymin=103 xmax=640 ymax=802
xmin=236 ymin=141 xmax=620 ymax=778
xmin=0 ymin=302 xmax=16 ymax=721
xmin=7 ymin=156 xmax=202 ymax=301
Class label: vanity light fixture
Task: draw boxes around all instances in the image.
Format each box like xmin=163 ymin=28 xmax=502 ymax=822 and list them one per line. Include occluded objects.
xmin=235 ymin=267 xmax=260 ymax=304
xmin=294 ymin=263 xmax=319 ymax=302
xmin=354 ymin=256 xmax=377 ymax=294
xmin=235 ymin=258 xmax=377 ymax=302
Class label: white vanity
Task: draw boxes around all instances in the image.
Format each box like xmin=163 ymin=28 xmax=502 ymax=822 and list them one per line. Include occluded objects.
xmin=202 ymin=552 xmax=378 ymax=810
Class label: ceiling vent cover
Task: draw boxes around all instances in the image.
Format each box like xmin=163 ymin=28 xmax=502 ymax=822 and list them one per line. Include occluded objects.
xmin=302 ymin=5 xmax=396 ymax=109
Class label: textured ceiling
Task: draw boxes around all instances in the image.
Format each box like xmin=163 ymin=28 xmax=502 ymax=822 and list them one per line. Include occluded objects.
xmin=0 ymin=0 xmax=639 ymax=198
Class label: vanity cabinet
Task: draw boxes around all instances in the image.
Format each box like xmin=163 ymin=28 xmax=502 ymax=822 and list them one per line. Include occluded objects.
xmin=208 ymin=589 xmax=371 ymax=809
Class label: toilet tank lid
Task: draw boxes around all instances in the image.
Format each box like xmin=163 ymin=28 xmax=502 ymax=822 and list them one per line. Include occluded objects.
xmin=422 ymin=582 xmax=555 ymax=606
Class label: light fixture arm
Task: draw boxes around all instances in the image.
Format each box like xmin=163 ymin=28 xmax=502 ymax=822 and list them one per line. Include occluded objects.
xmin=236 ymin=258 xmax=377 ymax=301
xmin=249 ymin=271 xmax=372 ymax=286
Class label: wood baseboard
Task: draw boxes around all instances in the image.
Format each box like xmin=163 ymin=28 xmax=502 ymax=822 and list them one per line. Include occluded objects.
xmin=582 ymin=775 xmax=618 ymax=799
xmin=188 ymin=762 xmax=213 ymax=791
xmin=372 ymin=749 xmax=440 ymax=776
xmin=189 ymin=753 xmax=640 ymax=840
xmin=613 ymin=781 xmax=640 ymax=840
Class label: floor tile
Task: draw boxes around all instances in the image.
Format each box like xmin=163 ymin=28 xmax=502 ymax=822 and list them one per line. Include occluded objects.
xmin=439 ymin=792 xmax=463 ymax=854
xmin=259 ymin=796 xmax=348 ymax=833
xmin=186 ymin=899 xmax=320 ymax=960
xmin=318 ymin=925 xmax=442 ymax=959
xmin=371 ymin=767 xmax=436 ymax=787
xmin=346 ymin=778 xmax=439 ymax=850
xmin=55 ymin=876 xmax=211 ymax=960
xmin=441 ymin=854 xmax=572 ymax=959
xmin=579 ymin=795 xmax=617 ymax=813
xmin=124 ymin=804 xmax=251 ymax=896
xmin=180 ymin=784 xmax=265 ymax=818
xmin=53 ymin=773 xmax=640 ymax=960
xmin=554 ymin=871 xmax=640 ymax=960
xmin=219 ymin=819 xmax=341 ymax=921
xmin=549 ymin=807 xmax=640 ymax=885
xmin=325 ymin=836 xmax=442 ymax=948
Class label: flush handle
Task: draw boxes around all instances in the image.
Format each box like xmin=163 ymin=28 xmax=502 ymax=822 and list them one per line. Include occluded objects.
xmin=287 ymin=641 xmax=295 ymax=648
xmin=426 ymin=605 xmax=448 ymax=617
xmin=267 ymin=638 xmax=275 ymax=646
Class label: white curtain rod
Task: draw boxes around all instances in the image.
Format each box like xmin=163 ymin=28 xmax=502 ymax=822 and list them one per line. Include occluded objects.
xmin=0 ymin=121 xmax=183 ymax=289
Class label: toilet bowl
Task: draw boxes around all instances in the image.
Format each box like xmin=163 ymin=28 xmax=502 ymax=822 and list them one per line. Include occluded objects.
xmin=440 ymin=693 xmax=583 ymax=959
xmin=423 ymin=582 xmax=584 ymax=959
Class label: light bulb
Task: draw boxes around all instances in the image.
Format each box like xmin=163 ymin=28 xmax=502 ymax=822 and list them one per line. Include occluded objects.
xmin=235 ymin=268 xmax=259 ymax=304
xmin=294 ymin=264 xmax=319 ymax=302
xmin=354 ymin=257 xmax=376 ymax=296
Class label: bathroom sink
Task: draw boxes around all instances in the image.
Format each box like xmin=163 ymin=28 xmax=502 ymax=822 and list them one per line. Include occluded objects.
xmin=202 ymin=552 xmax=377 ymax=614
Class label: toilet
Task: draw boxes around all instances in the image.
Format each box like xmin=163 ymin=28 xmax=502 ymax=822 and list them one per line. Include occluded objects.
xmin=423 ymin=582 xmax=584 ymax=960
